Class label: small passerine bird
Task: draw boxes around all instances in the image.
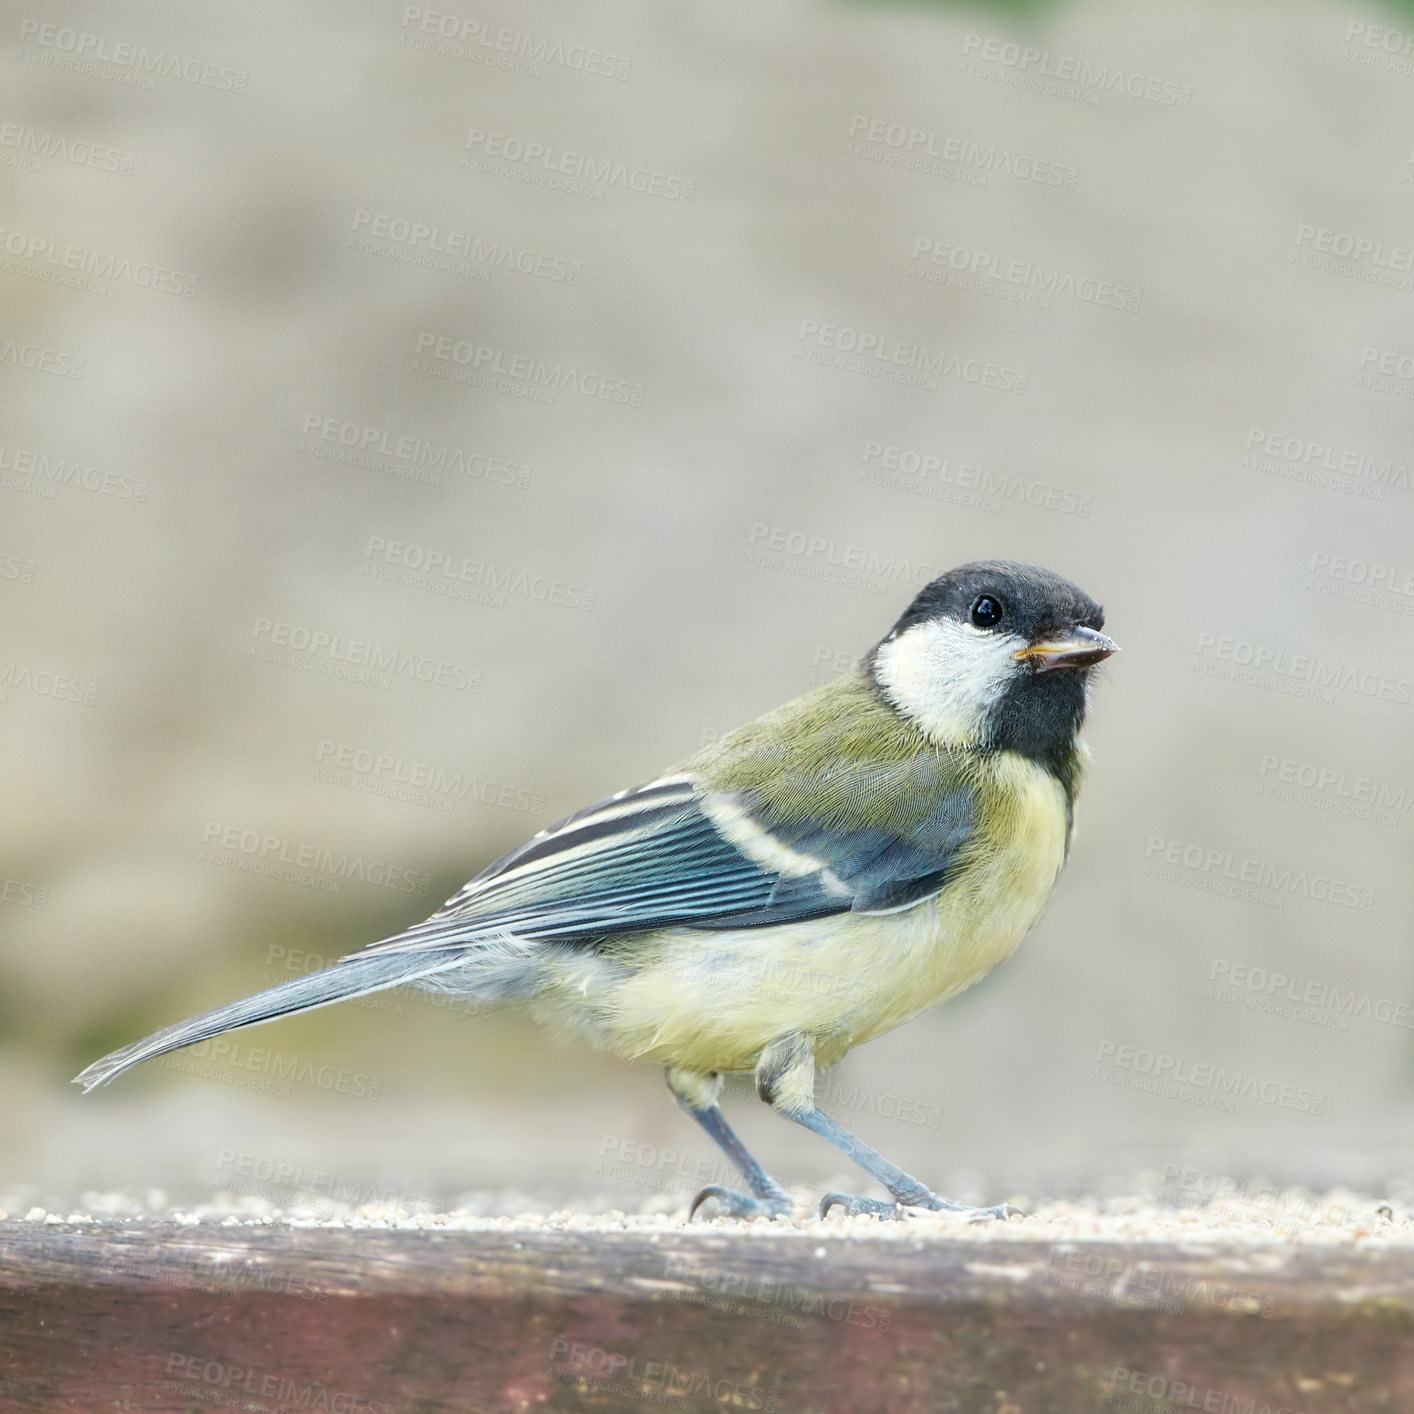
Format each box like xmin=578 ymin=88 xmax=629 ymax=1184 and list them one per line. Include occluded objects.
xmin=77 ymin=559 xmax=1117 ymax=1220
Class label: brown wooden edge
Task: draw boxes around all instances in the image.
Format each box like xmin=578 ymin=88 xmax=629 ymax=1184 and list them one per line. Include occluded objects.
xmin=2 ymin=1220 xmax=1412 ymax=1411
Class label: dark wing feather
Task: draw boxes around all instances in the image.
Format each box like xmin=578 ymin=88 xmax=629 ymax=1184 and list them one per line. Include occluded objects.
xmin=352 ymin=757 xmax=977 ymax=957
xmin=740 ymin=781 xmax=976 ymax=917
xmin=351 ymin=777 xmax=842 ymax=956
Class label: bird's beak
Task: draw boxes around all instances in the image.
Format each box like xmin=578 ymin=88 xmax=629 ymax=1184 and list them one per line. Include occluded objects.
xmin=1015 ymin=625 xmax=1120 ymax=673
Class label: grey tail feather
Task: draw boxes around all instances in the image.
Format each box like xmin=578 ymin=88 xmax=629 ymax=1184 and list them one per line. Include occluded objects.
xmin=73 ymin=950 xmax=468 ymax=1092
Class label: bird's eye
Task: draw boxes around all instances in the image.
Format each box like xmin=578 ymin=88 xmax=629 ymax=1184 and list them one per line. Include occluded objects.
xmin=970 ymin=595 xmax=1003 ymax=629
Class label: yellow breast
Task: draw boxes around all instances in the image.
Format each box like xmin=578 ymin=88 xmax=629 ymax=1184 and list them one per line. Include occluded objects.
xmin=534 ymin=751 xmax=1073 ymax=1075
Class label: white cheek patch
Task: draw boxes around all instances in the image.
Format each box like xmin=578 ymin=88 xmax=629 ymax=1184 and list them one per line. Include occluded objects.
xmin=873 ymin=618 xmax=1025 ymax=744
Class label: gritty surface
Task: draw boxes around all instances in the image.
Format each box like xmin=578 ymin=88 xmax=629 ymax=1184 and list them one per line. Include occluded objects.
xmin=4 ymin=1185 xmax=1410 ymax=1249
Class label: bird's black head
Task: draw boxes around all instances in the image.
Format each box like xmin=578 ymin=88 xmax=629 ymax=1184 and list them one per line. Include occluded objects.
xmin=868 ymin=560 xmax=1117 ymax=785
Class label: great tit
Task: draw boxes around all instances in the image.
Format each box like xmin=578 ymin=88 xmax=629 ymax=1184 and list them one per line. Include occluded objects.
xmin=77 ymin=559 xmax=1117 ymax=1221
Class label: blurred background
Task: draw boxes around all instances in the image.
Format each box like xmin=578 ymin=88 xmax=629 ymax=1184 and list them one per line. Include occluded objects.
xmin=3 ymin=0 xmax=1414 ymax=1219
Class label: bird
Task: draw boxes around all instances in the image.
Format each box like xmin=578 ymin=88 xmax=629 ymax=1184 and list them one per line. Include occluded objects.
xmin=77 ymin=559 xmax=1117 ymax=1221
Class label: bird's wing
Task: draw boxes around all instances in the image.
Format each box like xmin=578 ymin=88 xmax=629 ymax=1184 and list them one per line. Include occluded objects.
xmin=350 ymin=757 xmax=978 ymax=957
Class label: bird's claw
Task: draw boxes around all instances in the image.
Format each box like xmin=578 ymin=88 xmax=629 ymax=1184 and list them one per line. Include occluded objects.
xmin=959 ymin=1201 xmax=1023 ymax=1224
xmin=818 ymin=1193 xmax=901 ymax=1220
xmin=819 ymin=1191 xmax=1023 ymax=1222
xmin=689 ymin=1184 xmax=793 ymax=1220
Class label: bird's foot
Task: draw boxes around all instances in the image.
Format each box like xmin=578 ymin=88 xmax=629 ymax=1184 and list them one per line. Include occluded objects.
xmin=819 ymin=1191 xmax=1022 ymax=1223
xmin=689 ymin=1184 xmax=793 ymax=1221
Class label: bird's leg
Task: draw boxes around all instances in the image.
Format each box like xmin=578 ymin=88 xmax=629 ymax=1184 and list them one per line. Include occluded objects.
xmin=666 ymin=1068 xmax=794 ymax=1220
xmin=754 ymin=1034 xmax=1021 ymax=1222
